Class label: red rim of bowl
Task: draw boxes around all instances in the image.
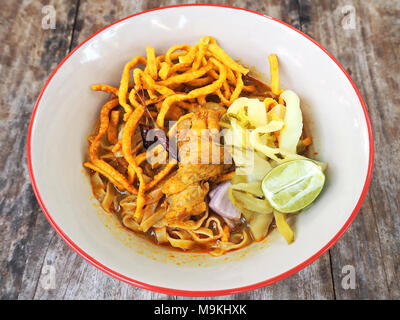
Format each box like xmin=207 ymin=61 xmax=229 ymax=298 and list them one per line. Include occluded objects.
xmin=26 ymin=4 xmax=374 ymax=297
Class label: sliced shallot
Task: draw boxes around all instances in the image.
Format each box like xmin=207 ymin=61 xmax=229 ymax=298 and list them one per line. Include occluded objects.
xmin=209 ymin=180 xmax=241 ymax=222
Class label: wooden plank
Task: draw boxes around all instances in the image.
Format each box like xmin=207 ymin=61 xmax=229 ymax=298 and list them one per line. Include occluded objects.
xmin=298 ymin=0 xmax=399 ymax=299
xmin=0 ymin=0 xmax=79 ymax=299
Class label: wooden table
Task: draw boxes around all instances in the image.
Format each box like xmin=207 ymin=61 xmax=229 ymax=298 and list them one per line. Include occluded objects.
xmin=1 ymin=0 xmax=399 ymax=300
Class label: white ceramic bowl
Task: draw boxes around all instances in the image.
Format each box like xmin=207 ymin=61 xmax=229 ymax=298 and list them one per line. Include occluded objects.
xmin=27 ymin=4 xmax=373 ymax=296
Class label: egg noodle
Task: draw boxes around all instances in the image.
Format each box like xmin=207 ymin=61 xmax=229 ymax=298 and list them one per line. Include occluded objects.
xmin=84 ymin=36 xmax=315 ymax=255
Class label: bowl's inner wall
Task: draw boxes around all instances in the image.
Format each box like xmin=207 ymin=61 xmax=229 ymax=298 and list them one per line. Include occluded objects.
xmin=30 ymin=6 xmax=370 ymax=291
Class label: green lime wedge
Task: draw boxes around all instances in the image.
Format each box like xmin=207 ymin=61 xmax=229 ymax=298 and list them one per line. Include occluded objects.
xmin=261 ymin=159 xmax=325 ymax=213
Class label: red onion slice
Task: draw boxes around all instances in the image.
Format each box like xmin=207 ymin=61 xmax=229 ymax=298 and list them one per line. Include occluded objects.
xmin=209 ymin=180 xmax=241 ymax=222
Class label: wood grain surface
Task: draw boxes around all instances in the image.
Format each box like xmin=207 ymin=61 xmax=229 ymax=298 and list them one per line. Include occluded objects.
xmin=0 ymin=0 xmax=398 ymax=300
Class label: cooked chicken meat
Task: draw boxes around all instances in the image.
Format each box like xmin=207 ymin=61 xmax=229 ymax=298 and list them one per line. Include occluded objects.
xmin=162 ymin=110 xmax=225 ymax=224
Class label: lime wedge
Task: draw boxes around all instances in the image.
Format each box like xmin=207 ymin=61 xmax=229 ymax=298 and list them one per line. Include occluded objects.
xmin=261 ymin=159 xmax=325 ymax=213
